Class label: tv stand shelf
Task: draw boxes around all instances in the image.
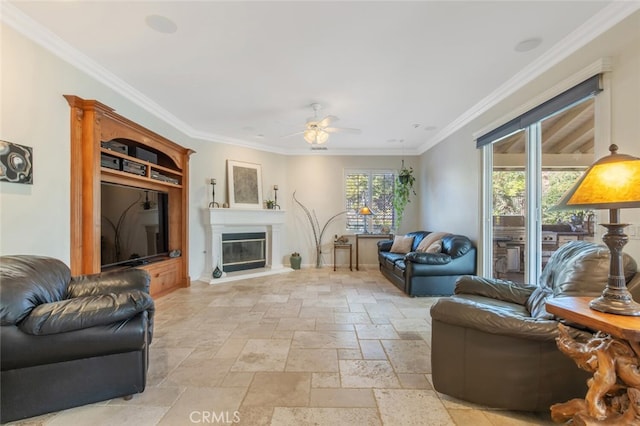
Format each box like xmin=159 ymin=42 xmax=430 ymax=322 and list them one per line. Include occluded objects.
xmin=100 ymin=147 xmax=183 ymax=188
xmin=66 ymin=95 xmax=194 ymax=297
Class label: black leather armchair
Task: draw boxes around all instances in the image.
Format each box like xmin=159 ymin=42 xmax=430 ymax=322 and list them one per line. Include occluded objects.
xmin=0 ymin=255 xmax=155 ymax=423
xmin=430 ymin=241 xmax=640 ymax=411
xmin=378 ymin=231 xmax=476 ymax=296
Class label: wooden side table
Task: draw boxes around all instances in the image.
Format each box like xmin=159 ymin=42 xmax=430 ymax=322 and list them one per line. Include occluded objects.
xmin=545 ymin=297 xmax=640 ymax=424
xmin=355 ymin=233 xmax=392 ymax=271
xmin=333 ymin=243 xmax=352 ymax=271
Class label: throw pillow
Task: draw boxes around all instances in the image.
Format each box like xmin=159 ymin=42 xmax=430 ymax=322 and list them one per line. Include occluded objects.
xmin=390 ymin=235 xmax=414 ymax=254
xmin=416 ymin=232 xmax=450 ymax=253
xmin=425 ymin=240 xmax=442 ymax=253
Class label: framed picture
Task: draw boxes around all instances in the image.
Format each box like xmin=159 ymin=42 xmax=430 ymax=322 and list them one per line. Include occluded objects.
xmin=0 ymin=140 xmax=33 ymax=184
xmin=227 ymin=160 xmax=263 ymax=209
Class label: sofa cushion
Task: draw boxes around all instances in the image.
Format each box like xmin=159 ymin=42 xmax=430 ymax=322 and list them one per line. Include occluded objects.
xmin=377 ymin=239 xmax=394 ymax=252
xmin=442 ymin=234 xmax=473 ymax=258
xmin=416 ymin=232 xmax=450 ymax=252
xmin=0 ymin=255 xmax=71 ymax=326
xmin=405 ymin=252 xmax=452 ymax=265
xmin=431 ymin=295 xmax=561 ymax=341
xmin=19 ymin=290 xmax=154 ymax=335
xmin=381 ymin=252 xmax=404 ymax=268
xmin=390 ymin=235 xmax=414 ymax=254
xmin=405 ymin=231 xmax=430 ymax=251
xmin=454 ymin=275 xmax=536 ymax=306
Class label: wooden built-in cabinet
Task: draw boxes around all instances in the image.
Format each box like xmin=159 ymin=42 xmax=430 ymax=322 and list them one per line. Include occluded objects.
xmin=65 ymin=95 xmax=194 ymax=297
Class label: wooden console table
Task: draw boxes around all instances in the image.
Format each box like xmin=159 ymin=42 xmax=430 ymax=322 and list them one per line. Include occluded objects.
xmin=333 ymin=243 xmax=352 ymax=271
xmin=355 ymin=233 xmax=392 ymax=271
xmin=546 ymin=297 xmax=640 ymax=424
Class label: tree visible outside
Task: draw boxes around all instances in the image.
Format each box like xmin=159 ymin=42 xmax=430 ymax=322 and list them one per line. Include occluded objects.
xmin=493 ymin=170 xmax=590 ymax=225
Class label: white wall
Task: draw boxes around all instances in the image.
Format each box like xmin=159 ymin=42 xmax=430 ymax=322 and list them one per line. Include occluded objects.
xmin=418 ymin=124 xmax=480 ymax=244
xmin=189 ymin=148 xmax=419 ymax=275
xmin=284 ymin=155 xmax=419 ymax=269
xmin=1 ymin=23 xmax=420 ymax=278
xmin=418 ymin=10 xmax=640 ymax=264
xmin=0 ymin=23 xmax=197 ymax=264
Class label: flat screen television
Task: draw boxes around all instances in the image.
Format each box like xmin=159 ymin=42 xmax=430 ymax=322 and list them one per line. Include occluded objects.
xmin=101 ymin=182 xmax=169 ymax=268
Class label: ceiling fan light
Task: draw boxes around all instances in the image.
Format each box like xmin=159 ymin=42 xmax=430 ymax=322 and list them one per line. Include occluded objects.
xmin=303 ymin=129 xmax=316 ymax=144
xmin=316 ymin=130 xmax=329 ymax=144
xmin=303 ymin=129 xmax=329 ymax=144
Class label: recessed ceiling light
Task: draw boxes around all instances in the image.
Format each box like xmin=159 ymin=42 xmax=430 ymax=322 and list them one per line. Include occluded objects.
xmin=514 ymin=37 xmax=542 ymax=53
xmin=145 ymin=15 xmax=177 ymax=34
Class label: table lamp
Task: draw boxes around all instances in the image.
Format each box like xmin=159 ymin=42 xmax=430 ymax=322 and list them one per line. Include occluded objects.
xmin=555 ymin=144 xmax=640 ymax=316
xmin=359 ymin=206 xmax=374 ymax=234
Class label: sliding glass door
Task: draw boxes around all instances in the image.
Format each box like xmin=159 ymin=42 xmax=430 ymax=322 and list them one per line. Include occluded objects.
xmin=487 ymin=98 xmax=595 ymax=285
xmin=491 ymin=129 xmax=527 ymax=283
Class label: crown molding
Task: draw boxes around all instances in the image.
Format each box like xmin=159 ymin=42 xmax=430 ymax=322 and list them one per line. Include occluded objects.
xmin=1 ymin=2 xmax=202 ymax=137
xmin=2 ymin=2 xmax=407 ymax=157
xmin=417 ymin=1 xmax=639 ymax=155
xmin=4 ymin=2 xmax=636 ymax=157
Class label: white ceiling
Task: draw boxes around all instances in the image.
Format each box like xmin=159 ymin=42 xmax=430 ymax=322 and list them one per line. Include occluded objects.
xmin=3 ymin=1 xmax=637 ymax=155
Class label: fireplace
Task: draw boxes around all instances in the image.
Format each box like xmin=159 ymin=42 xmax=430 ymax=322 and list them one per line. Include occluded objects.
xmin=202 ymin=208 xmax=289 ymax=283
xmin=222 ymin=232 xmax=266 ymax=272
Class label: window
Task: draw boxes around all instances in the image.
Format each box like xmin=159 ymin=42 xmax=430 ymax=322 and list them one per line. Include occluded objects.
xmin=345 ymin=170 xmax=395 ymax=232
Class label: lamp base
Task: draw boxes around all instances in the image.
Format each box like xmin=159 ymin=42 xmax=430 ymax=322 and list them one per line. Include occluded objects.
xmin=587 ymin=219 xmax=640 ymax=316
xmin=589 ymin=294 xmax=640 ymax=316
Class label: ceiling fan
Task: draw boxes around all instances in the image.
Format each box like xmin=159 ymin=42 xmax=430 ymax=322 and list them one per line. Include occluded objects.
xmin=284 ymin=103 xmax=362 ymax=145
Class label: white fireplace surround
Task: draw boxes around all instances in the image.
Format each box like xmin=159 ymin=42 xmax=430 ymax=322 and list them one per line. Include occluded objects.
xmin=202 ymin=208 xmax=290 ymax=283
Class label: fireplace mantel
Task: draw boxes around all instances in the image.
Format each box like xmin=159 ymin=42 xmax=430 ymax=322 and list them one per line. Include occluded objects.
xmin=207 ymin=208 xmax=285 ymax=226
xmin=202 ymin=208 xmax=290 ymax=283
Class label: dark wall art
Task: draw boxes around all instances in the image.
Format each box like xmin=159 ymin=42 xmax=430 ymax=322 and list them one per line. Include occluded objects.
xmin=0 ymin=140 xmax=33 ymax=184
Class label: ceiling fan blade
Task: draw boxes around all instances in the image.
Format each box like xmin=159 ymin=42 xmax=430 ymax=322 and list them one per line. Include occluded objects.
xmin=325 ymin=127 xmax=362 ymax=134
xmin=281 ymin=130 xmax=305 ymax=138
xmin=318 ymin=115 xmax=339 ymax=128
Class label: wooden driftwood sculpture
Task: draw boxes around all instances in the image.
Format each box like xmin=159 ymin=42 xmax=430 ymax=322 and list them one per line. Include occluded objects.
xmin=551 ymin=324 xmax=640 ymax=424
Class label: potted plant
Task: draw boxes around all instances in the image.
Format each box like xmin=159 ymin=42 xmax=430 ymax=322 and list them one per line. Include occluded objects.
xmin=265 ymin=200 xmax=275 ymax=209
xmin=393 ymin=164 xmax=416 ymax=228
xmin=290 ymin=252 xmax=301 ymax=270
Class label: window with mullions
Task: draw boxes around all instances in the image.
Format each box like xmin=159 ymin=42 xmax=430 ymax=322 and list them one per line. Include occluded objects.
xmin=345 ymin=170 xmax=395 ymax=232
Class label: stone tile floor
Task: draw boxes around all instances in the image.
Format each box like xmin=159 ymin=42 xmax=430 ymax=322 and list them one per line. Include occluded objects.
xmin=9 ymin=268 xmax=555 ymax=425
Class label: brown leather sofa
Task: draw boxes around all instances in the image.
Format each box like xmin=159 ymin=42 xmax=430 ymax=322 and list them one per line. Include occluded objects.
xmin=430 ymin=241 xmax=640 ymax=412
xmin=0 ymin=255 xmax=155 ymax=423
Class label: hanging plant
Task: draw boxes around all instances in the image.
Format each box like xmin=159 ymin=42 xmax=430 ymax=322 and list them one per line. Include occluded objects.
xmin=392 ymin=164 xmax=416 ymax=228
